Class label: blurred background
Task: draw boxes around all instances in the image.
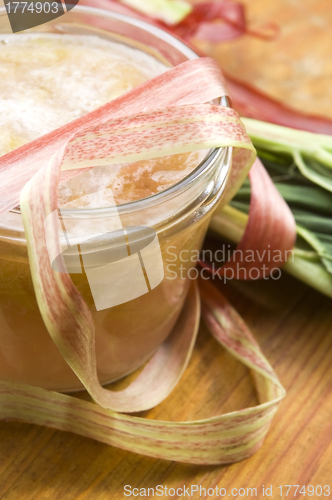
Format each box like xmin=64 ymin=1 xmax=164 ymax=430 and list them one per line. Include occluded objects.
xmin=192 ymin=0 xmax=332 ymax=119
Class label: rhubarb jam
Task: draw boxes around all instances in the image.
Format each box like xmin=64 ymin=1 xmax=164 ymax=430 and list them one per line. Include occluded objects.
xmin=0 ymin=27 xmax=228 ymax=391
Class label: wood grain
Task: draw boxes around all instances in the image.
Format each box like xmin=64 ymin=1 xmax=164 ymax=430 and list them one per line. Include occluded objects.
xmin=0 ymin=272 xmax=331 ymax=499
xmin=0 ymin=1 xmax=332 ymax=499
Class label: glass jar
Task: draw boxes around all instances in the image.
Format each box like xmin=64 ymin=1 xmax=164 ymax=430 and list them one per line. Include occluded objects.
xmin=0 ymin=6 xmax=231 ymax=391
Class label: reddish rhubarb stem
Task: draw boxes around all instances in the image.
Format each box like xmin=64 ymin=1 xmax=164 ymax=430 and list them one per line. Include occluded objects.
xmin=225 ymin=74 xmax=332 ymax=135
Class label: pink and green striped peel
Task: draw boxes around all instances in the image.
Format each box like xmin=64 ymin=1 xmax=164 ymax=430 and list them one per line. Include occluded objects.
xmin=0 ymin=57 xmax=286 ymax=464
xmin=19 ymin=58 xmax=255 ymax=415
xmin=62 ymin=105 xmax=253 ymax=170
xmin=202 ymin=157 xmax=297 ymax=278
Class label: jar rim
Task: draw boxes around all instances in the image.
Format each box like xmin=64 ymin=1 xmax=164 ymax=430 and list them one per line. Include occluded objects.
xmin=0 ymin=5 xmax=229 ymax=217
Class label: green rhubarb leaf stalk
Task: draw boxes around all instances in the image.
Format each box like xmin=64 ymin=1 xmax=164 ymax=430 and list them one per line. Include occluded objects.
xmin=209 ymin=118 xmax=332 ymax=298
xmin=120 ymin=0 xmax=192 ymax=25
xmin=243 ymin=118 xmax=332 ymax=192
xmin=210 ymin=203 xmax=332 ymax=299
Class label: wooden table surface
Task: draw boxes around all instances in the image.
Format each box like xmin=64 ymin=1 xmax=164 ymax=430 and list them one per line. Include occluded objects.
xmin=0 ymin=1 xmax=331 ymax=499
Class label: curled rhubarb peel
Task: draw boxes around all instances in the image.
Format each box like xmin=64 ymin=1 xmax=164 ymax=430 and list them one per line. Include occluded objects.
xmin=201 ymin=158 xmax=296 ymax=279
xmin=2 ymin=56 xmax=284 ymax=463
xmin=20 ymin=104 xmax=254 ymax=414
xmin=17 ymin=57 xmax=254 ymax=417
xmin=0 ymin=280 xmax=285 ymax=465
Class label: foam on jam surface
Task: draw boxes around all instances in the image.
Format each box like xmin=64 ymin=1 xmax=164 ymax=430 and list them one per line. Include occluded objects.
xmin=0 ymin=33 xmax=207 ymax=207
